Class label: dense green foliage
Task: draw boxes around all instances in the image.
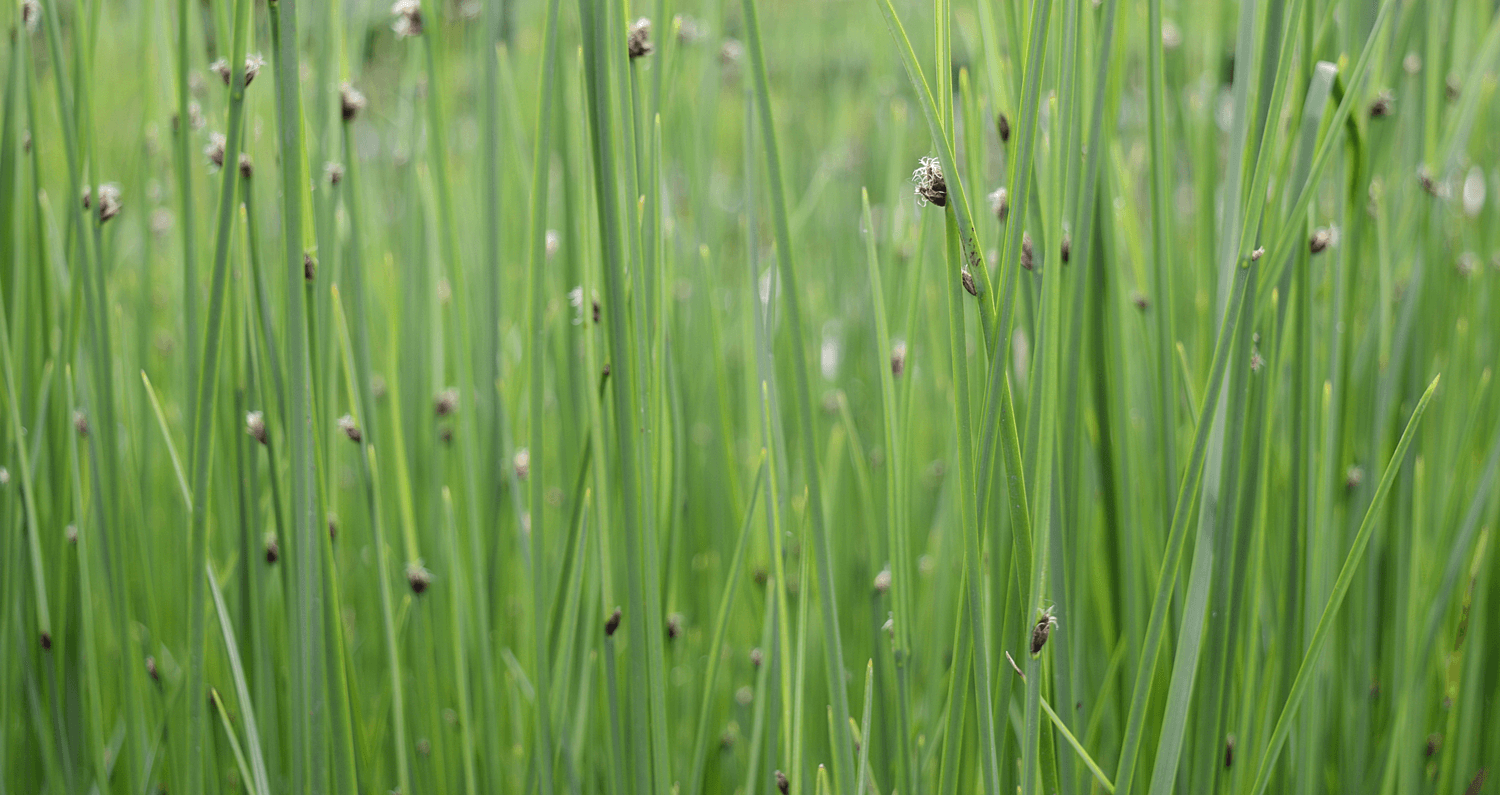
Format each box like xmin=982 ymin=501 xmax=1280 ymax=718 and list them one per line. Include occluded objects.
xmin=2 ymin=0 xmax=1499 ymax=793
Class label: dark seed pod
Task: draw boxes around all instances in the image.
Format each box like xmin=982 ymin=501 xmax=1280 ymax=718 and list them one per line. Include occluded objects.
xmin=406 ymin=563 xmax=432 ymax=594
xmin=1030 ymin=606 xmax=1058 ymax=656
xmin=1426 ymin=733 xmax=1442 ymax=758
xmin=1131 ymin=291 xmax=1149 ymax=312
xmin=1369 ymin=89 xmax=1393 ymax=118
xmin=1309 ymin=228 xmax=1332 ymax=254
xmin=1225 ymin=734 xmax=1235 ymax=769
xmin=775 ymin=770 xmax=790 ymax=795
xmin=592 ymin=298 xmax=602 ymax=324
xmin=961 ymin=269 xmax=978 ymax=297
xmin=912 ymin=157 xmax=947 ymax=208
xmin=74 ymin=410 xmax=89 ymax=437
xmin=304 ymin=252 xmax=317 ymax=281
xmin=238 ymin=153 xmax=254 ymax=179
xmin=337 ymin=414 xmax=362 ymax=443
xmin=1418 ymin=167 xmax=1439 ymax=197
xmin=666 ymin=613 xmax=684 ymax=640
xmin=1060 ymin=234 xmax=1071 ymax=264
xmin=265 ymin=535 xmax=280 ymax=563
xmin=996 ymin=112 xmax=1011 ymax=143
xmin=439 ymin=427 xmax=454 ymax=445
xmin=627 ymin=18 xmax=654 ymax=59
xmin=40 ymin=632 xmax=52 ymax=650
xmin=328 ymin=514 xmax=339 ymax=541
xmin=147 ymin=656 xmax=160 ymax=683
xmin=1021 ymin=232 xmax=1035 ymax=270
xmin=434 ymin=387 xmax=459 ymax=417
xmin=750 ymin=647 xmax=764 ymax=668
xmin=340 ymin=83 xmax=367 ymax=121
xmin=246 ymin=410 xmax=268 ymax=445
xmin=605 ymin=606 xmax=623 ymax=637
xmin=890 ymin=341 xmax=907 ymax=378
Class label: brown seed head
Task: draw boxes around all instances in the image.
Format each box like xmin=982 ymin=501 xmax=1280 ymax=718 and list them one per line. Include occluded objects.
xmin=1225 ymin=734 xmax=1236 ymax=769
xmin=325 ymin=161 xmax=345 ymax=186
xmin=22 ymin=0 xmax=39 ymax=33
xmin=1418 ymin=166 xmax=1439 ymax=196
xmin=1021 ymin=231 xmax=1035 ymax=270
xmin=337 ymin=414 xmax=362 ymax=443
xmin=962 ymin=269 xmax=978 ymax=296
xmin=513 ymin=448 xmax=531 ymax=480
xmin=989 ymin=186 xmax=1009 ymax=220
xmin=264 ymin=534 xmax=280 ymax=563
xmin=750 ymin=647 xmax=764 ymax=668
xmin=628 ymin=18 xmax=654 ymax=59
xmin=1446 ymin=75 xmax=1461 ymax=102
xmin=719 ymin=38 xmax=744 ymax=66
xmin=65 ymin=524 xmax=78 ymax=544
xmin=1250 ymin=246 xmax=1265 ymax=261
xmin=340 ymin=83 xmax=368 ymax=121
xmin=205 ymin=132 xmax=227 ymax=170
xmin=1426 ymin=733 xmax=1442 ymax=757
xmin=1030 ymin=605 xmax=1058 ymax=656
xmin=873 ymin=566 xmax=892 ymax=594
xmin=74 ymin=410 xmax=89 ymax=437
xmin=912 ymin=156 xmax=947 ymax=208
xmin=97 ymin=184 xmax=122 ymax=222
xmin=304 ymin=252 xmax=317 ymax=281
xmin=666 ymin=613 xmax=684 ymax=640
xmin=1131 ymin=290 xmax=1149 ymax=311
xmin=391 ymin=0 xmax=423 ymax=37
xmin=605 ymin=606 xmax=623 ymax=637
xmin=890 ymin=340 xmax=907 ymax=378
xmin=238 ymin=153 xmax=254 ymax=179
xmin=1309 ymin=227 xmax=1332 ymax=254
xmin=244 ymin=54 xmax=263 ymax=86
xmin=775 ymin=770 xmax=790 ymax=794
xmin=147 ymin=656 xmax=160 ymax=682
xmin=406 ymin=563 xmax=433 ymax=594
xmin=996 ymin=112 xmax=1011 ymax=143
xmin=1345 ymin=465 xmax=1364 ymax=490
xmin=328 ymin=513 xmax=339 ymax=541
xmin=434 ymin=387 xmax=459 ymax=417
xmin=40 ymin=632 xmax=52 ymax=650
xmin=1370 ymin=89 xmax=1394 ymax=118
xmin=246 ymin=410 xmax=267 ymax=445
xmin=1060 ymin=233 xmax=1072 ymax=264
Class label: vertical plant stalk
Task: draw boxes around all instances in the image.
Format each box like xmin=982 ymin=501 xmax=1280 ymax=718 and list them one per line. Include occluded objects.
xmin=941 ymin=207 xmax=1001 ymax=791
xmin=269 ymin=0 xmax=320 ymax=789
xmin=178 ymin=0 xmax=199 ymax=389
xmin=182 ymin=0 xmax=252 ymax=787
xmin=574 ymin=0 xmax=667 ymax=788
xmin=1144 ymin=0 xmax=1177 ymax=509
xmin=525 ymin=0 xmax=565 ymax=786
xmin=1252 ymin=375 xmax=1439 ymax=792
xmin=739 ymin=0 xmax=857 ymax=788
xmin=859 ymin=189 xmax=917 ymax=790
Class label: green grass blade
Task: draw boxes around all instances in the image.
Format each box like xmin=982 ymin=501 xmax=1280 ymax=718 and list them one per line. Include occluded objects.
xmin=1251 ymin=375 xmax=1441 ymax=793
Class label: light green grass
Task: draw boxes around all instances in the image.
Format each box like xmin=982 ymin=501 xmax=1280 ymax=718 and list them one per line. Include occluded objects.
xmin=3 ymin=0 xmax=1500 ymax=794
